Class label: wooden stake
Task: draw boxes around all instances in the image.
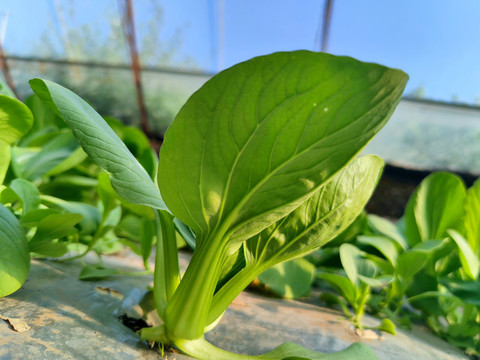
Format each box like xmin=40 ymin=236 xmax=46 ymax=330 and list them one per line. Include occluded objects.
xmin=121 ymin=0 xmax=150 ymax=135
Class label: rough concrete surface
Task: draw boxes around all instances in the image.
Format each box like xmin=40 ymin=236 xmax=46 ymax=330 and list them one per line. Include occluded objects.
xmin=0 ymin=251 xmax=469 ymax=360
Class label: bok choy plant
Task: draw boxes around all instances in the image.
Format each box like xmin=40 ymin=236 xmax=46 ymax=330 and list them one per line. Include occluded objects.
xmin=30 ymin=50 xmax=407 ymax=359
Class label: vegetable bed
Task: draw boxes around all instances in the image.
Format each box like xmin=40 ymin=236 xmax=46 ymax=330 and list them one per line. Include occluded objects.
xmin=0 ymin=251 xmax=467 ymax=360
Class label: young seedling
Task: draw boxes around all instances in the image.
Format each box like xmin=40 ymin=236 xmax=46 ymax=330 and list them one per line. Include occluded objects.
xmin=30 ymin=50 xmax=407 ymax=359
xmin=317 ymin=243 xmax=382 ymax=331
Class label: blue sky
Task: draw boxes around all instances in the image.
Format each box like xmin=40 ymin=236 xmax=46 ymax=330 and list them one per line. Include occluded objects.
xmin=2 ymin=0 xmax=480 ymax=104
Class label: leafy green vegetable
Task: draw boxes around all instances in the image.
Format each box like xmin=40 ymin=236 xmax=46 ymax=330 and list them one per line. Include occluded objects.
xmin=317 ymin=272 xmax=357 ymax=306
xmin=396 ymin=247 xmax=430 ymax=280
xmin=323 ymin=170 xmax=480 ymax=355
xmin=159 ymin=52 xmax=406 ymax=345
xmin=29 ymin=79 xmax=167 ymax=211
xmin=317 ymin=243 xmax=380 ymax=328
xmin=32 ymin=51 xmax=407 ymax=360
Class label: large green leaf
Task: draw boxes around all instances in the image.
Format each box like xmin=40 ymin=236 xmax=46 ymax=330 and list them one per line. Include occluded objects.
xmin=404 ymin=172 xmax=465 ymax=246
xmin=105 ymin=116 xmax=158 ymax=179
xmin=29 ymin=79 xmax=167 ymax=211
xmin=245 ymin=156 xmax=384 ymax=265
xmin=158 ymin=51 xmax=407 ymax=241
xmin=0 ymin=203 xmax=30 ymax=297
xmin=163 ymin=52 xmax=407 ymax=340
xmin=97 ymin=171 xmax=155 ymax=219
xmin=464 ymin=178 xmax=480 ymax=256
xmin=208 ymin=156 xmax=383 ymax=324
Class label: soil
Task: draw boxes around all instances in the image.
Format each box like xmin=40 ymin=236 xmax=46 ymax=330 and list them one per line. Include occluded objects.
xmin=0 ymin=252 xmax=469 ymax=360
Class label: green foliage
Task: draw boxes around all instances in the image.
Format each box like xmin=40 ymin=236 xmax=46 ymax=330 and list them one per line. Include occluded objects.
xmin=3 ymin=48 xmax=478 ymax=358
xmin=313 ymin=171 xmax=480 ymax=356
xmin=159 ymin=50 xmax=405 ymax=348
xmin=159 ymin=52 xmax=405 ymax=243
xmin=0 ymin=83 xmax=164 ymax=299
xmin=28 ymin=51 xmax=407 ymax=359
xmin=29 ymin=79 xmax=167 ymax=211
xmin=317 ymin=243 xmax=383 ymax=329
